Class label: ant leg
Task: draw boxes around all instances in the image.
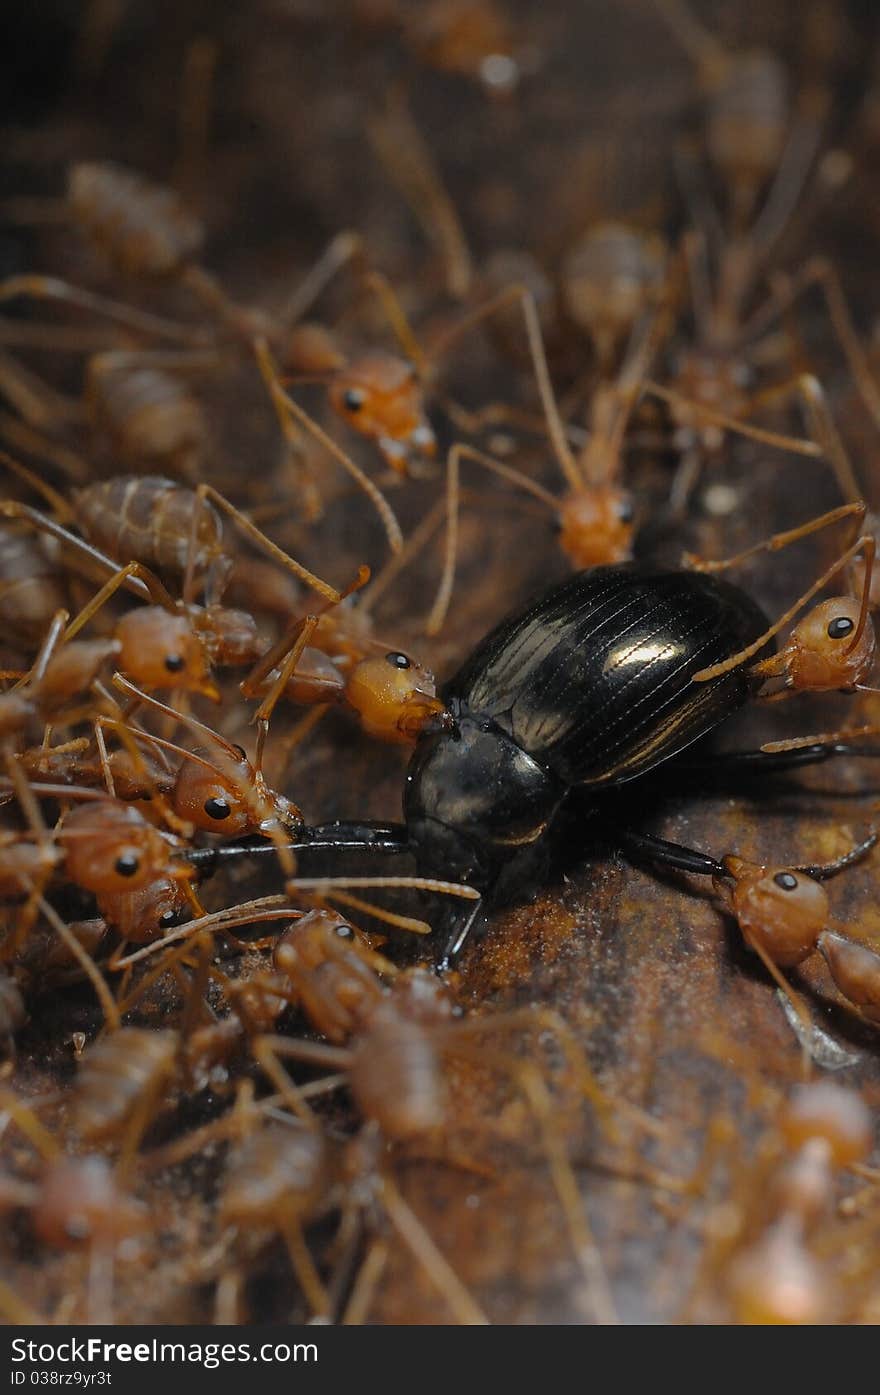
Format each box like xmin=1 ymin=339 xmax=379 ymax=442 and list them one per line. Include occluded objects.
xmin=279 ymin=1215 xmax=331 ymax=1321
xmin=721 ymin=372 xmax=861 ymax=504
xmin=377 ymin=1172 xmax=489 ymax=1325
xmin=241 ymin=614 xmax=320 ymax=706
xmin=251 ymin=1035 xmax=344 ymax=1125
xmin=0 ymin=276 xmax=210 ymax=345
xmin=0 ymin=447 xmax=77 ymax=517
xmin=250 ymin=616 xmax=320 ymax=773
xmin=368 ymin=98 xmax=472 ymax=300
xmin=649 ymin=0 xmax=729 ymax=76
xmin=63 ymin=561 xmax=178 ymax=641
xmin=0 ymin=409 xmax=92 ymax=483
xmin=1 ymin=750 xmax=62 ymax=960
xmin=741 ymin=257 xmax=880 ymax=440
xmin=0 ymin=349 xmax=84 ymax=432
xmin=341 ymin=1240 xmax=389 ymax=1325
xmin=19 ymin=607 xmax=68 ymax=686
xmin=0 ymin=1087 xmax=60 ymax=1160
xmin=683 ymin=501 xmax=863 ymax=574
xmin=174 ymin=36 xmax=219 ymax=191
xmin=428 ymin=284 xmax=583 ymax=492
xmin=280 ymin=231 xmax=365 ymax=328
xmin=253 ymin=337 xmax=403 ymax=554
xmin=358 ymin=493 xmax=450 ymax=619
xmin=37 ymin=896 xmax=121 ymax=1029
xmin=642 ymin=380 xmax=825 ymax=460
xmin=193 ymin=482 xmax=365 ymax=605
xmin=693 ymin=529 xmax=871 ymax=682
xmin=0 ymin=502 xmax=153 ymax=604
xmin=427 ymin=442 xmax=559 ymax=635
xmin=451 ymin=1039 xmax=618 ymax=1324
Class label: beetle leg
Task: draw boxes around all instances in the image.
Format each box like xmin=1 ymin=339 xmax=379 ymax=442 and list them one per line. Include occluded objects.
xmin=610 ymin=825 xmax=726 ymax=878
xmin=437 ymin=895 xmax=485 ymax=972
xmin=677 ymin=736 xmax=880 ymax=777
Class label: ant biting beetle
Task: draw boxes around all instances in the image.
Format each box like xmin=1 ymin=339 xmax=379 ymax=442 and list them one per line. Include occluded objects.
xmin=202 ymin=498 xmax=880 ymax=969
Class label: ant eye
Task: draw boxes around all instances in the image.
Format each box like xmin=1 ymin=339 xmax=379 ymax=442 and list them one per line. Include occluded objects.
xmin=164 ymin=654 xmax=185 ymax=673
xmin=617 ymin=500 xmax=635 ymax=523
xmin=774 ymin=871 xmax=799 ymax=891
xmin=386 ymin=651 xmax=411 ymax=669
xmin=114 ymin=853 xmax=140 ymax=878
xmin=204 ymin=797 xmax=231 ymax=820
xmin=827 ymin=616 xmax=855 ymax=640
xmin=343 ymin=388 xmax=365 ymax=413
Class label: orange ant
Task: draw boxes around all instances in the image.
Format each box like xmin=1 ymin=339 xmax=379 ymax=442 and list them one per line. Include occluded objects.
xmin=423 ymin=280 xmax=825 ymax=633
xmin=239 ymin=554 xmax=452 ymax=747
xmin=0 ymin=1090 xmax=148 ymax=1323
xmin=683 ymin=501 xmax=879 ymax=700
xmin=637 ymin=2 xmax=868 ymax=507
xmin=714 ymin=828 xmax=880 ymax=1035
xmin=723 ymin=1082 xmax=874 ymax=1323
xmin=0 ymin=459 xmax=368 ymax=708
xmin=0 ymin=163 xmax=406 ymax=548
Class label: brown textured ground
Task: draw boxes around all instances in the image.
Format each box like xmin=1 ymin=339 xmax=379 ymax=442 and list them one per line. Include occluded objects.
xmin=3 ymin=0 xmax=880 ymax=1325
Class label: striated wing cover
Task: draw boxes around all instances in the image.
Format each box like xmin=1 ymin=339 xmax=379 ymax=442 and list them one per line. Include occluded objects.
xmin=445 ymin=566 xmax=771 ymax=787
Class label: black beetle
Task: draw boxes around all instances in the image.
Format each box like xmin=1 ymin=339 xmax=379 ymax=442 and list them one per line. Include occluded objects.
xmin=192 ymin=562 xmax=880 ymax=963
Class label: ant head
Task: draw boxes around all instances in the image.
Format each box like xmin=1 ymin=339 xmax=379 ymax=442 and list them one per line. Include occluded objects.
xmin=96 ymin=875 xmax=190 ymax=944
xmin=722 ymin=856 xmax=829 ymax=966
xmin=783 ymin=596 xmax=875 ymax=694
xmin=172 ymin=747 xmax=302 ymax=838
xmin=557 ymin=485 xmax=636 ymax=569
xmin=34 ymin=1155 xmax=146 ymax=1249
xmin=345 ymin=650 xmax=450 ymax=743
xmin=115 ymin=607 xmax=219 ymax=700
xmin=172 ymin=748 xmax=256 ymax=837
xmin=328 ymin=352 xmax=435 ymax=474
xmin=60 ymin=800 xmax=169 ymax=895
xmin=780 ymin=1081 xmax=872 ymax=1168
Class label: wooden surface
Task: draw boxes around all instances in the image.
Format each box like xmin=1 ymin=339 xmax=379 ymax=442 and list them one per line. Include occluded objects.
xmin=3 ymin=0 xmax=880 ymax=1325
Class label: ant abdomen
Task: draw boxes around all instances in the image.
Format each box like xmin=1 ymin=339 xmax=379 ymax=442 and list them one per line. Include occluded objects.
xmin=348 ymin=1003 xmax=445 ymax=1140
xmin=33 ymin=1155 xmax=147 ymax=1249
xmin=72 ymin=476 xmax=223 ymax=581
xmin=0 ymin=524 xmax=66 ymax=645
xmin=68 ymin=162 xmax=205 ymax=279
xmin=72 ymin=1027 xmax=178 ymax=1142
xmin=220 ymin=1124 xmax=330 ymax=1230
xmin=86 ymin=356 xmax=208 ymax=476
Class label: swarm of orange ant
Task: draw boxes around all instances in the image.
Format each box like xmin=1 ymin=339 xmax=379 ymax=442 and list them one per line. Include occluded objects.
xmin=3 ymin=0 xmax=880 ymax=1327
